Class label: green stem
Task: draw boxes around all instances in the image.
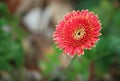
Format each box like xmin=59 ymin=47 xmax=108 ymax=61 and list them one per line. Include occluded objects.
xmin=9 ymin=71 xmax=18 ymax=81
xmin=51 ymin=55 xmax=77 ymax=81
xmin=63 ymin=55 xmax=77 ymax=75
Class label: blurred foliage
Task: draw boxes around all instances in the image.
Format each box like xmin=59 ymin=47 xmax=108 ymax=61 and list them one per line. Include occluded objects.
xmin=0 ymin=2 xmax=26 ymax=73
xmin=40 ymin=44 xmax=61 ymax=75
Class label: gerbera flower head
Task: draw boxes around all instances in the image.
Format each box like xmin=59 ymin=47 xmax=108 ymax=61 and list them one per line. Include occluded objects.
xmin=53 ymin=9 xmax=102 ymax=57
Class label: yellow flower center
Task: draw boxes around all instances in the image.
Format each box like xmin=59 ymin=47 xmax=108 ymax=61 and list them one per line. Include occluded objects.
xmin=73 ymin=28 xmax=86 ymax=40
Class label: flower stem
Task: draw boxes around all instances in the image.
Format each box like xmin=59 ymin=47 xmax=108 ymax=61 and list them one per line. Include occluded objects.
xmin=63 ymin=55 xmax=77 ymax=75
xmin=51 ymin=55 xmax=77 ymax=81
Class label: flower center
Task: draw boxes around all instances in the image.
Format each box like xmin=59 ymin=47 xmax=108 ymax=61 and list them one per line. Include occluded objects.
xmin=73 ymin=28 xmax=86 ymax=40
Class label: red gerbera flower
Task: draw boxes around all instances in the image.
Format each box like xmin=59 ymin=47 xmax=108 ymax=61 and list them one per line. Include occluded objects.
xmin=53 ymin=9 xmax=102 ymax=57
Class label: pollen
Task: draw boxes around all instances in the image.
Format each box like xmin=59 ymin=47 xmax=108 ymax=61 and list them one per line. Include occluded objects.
xmin=73 ymin=28 xmax=86 ymax=40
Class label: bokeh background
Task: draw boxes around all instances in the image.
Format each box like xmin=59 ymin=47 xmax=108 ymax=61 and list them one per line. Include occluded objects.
xmin=0 ymin=0 xmax=120 ymax=81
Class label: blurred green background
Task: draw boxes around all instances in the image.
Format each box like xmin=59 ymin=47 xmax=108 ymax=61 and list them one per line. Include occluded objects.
xmin=0 ymin=0 xmax=120 ymax=81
